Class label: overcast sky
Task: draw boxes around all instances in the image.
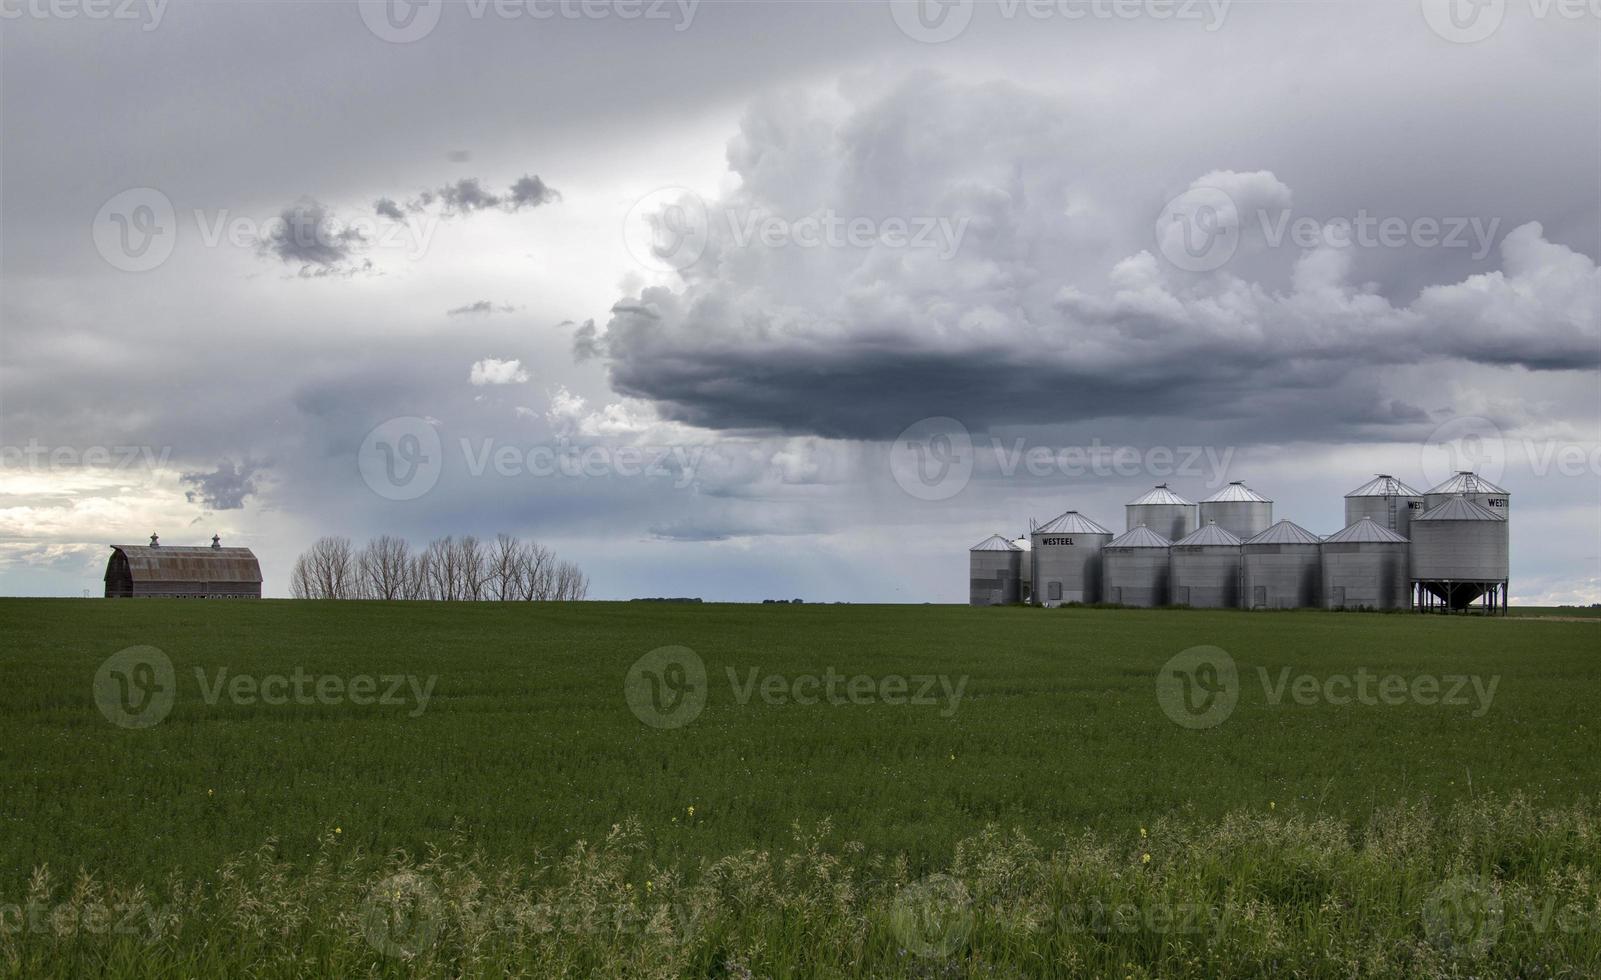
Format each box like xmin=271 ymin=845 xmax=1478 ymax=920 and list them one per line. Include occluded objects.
xmin=1 ymin=0 xmax=1597 ymax=602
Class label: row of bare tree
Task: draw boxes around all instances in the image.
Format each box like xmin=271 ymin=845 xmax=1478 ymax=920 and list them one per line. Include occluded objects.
xmin=289 ymin=534 xmax=589 ymax=601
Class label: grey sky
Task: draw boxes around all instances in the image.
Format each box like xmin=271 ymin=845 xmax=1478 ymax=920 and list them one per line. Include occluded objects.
xmin=1 ymin=0 xmax=1596 ymax=602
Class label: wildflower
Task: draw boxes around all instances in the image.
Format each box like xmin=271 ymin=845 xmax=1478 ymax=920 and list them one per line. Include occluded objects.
xmin=687 ymin=805 xmax=695 ymax=818
xmin=1270 ymin=801 xmax=1276 ymax=811
xmin=1139 ymin=827 xmax=1147 ymax=839
xmin=335 ymin=827 xmax=342 ymax=835
xmin=646 ymin=879 xmax=653 ymax=894
xmin=1141 ymin=853 xmax=1151 ymax=864
xmin=207 ymin=789 xmax=214 ymax=797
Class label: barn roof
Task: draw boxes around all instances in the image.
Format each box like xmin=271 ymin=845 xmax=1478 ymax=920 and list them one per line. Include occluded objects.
xmin=107 ymin=545 xmax=263 ymax=584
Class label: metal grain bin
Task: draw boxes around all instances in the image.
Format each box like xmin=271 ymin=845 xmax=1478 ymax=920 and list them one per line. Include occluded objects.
xmin=1410 ymin=496 xmax=1510 ymax=610
xmin=1344 ymin=474 xmax=1426 ymax=539
xmin=1030 ymin=510 xmax=1113 ymax=606
xmin=1423 ymin=471 xmax=1509 ymax=518
xmin=1012 ymin=536 xmax=1033 ymax=603
xmin=968 ymin=534 xmax=1022 ymax=606
xmin=1198 ymin=482 xmax=1273 ymax=541
xmin=1125 ymin=484 xmax=1198 ymax=540
xmin=1321 ymin=517 xmax=1410 ymax=610
xmin=1103 ymin=524 xmax=1172 ymax=607
xmin=1169 ymin=521 xmax=1243 ymax=608
xmin=1242 ymin=520 xmax=1322 ymax=609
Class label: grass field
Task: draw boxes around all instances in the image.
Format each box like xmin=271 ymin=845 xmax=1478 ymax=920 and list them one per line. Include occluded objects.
xmin=2 ymin=599 xmax=1600 ymax=976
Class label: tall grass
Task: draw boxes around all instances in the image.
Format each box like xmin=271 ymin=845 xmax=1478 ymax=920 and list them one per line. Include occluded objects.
xmin=6 ymin=794 xmax=1600 ymax=978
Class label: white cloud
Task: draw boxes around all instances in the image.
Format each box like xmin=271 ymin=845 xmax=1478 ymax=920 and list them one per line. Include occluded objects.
xmin=468 ymin=358 xmax=530 ymax=386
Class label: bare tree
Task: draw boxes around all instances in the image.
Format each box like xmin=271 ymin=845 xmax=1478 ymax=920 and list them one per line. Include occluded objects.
xmin=517 ymin=540 xmax=553 ymax=600
xmin=424 ymin=536 xmax=459 ymax=600
xmin=291 ymin=536 xmax=357 ymax=598
xmin=359 ymin=535 xmax=411 ymax=600
xmin=291 ymin=532 xmax=588 ymax=601
xmin=552 ymin=559 xmax=589 ymax=601
xmin=405 ymin=549 xmax=432 ymax=600
xmin=457 ymin=535 xmax=488 ymax=601
xmin=489 ymin=533 xmax=522 ymax=600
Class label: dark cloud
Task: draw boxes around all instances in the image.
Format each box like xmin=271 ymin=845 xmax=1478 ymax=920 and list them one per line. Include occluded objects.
xmin=181 ymin=459 xmax=262 ymax=510
xmin=447 ymin=300 xmax=519 ymax=316
xmin=376 ymin=174 xmax=560 ymax=220
xmin=255 ymin=200 xmax=372 ymax=274
xmin=597 ymin=78 xmax=1599 ymax=442
xmin=569 ymin=319 xmax=600 ymax=361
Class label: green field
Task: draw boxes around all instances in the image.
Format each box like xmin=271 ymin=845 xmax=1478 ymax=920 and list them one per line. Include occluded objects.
xmin=3 ymin=599 xmax=1600 ymax=977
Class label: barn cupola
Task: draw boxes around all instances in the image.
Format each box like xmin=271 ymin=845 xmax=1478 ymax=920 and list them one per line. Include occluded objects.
xmin=211 ymin=534 xmax=221 ymax=549
xmin=149 ymin=532 xmax=160 ymax=547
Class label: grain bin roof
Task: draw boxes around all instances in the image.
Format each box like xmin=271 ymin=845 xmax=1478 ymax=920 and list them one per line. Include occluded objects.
xmin=1323 ymin=517 xmax=1409 ymax=544
xmin=1345 ymin=474 xmax=1424 ymax=498
xmin=1244 ymin=520 xmax=1322 ymax=546
xmin=970 ymin=534 xmax=1021 ymax=551
xmin=1424 ymin=471 xmax=1509 ymax=496
xmin=1412 ymin=496 xmax=1504 ymax=522
xmin=1127 ymin=484 xmax=1194 ymax=506
xmin=1107 ymin=525 xmax=1173 ymax=549
xmin=1201 ymin=481 xmax=1270 ymax=503
xmin=108 ymin=545 xmax=264 ymax=583
xmin=1034 ymin=510 xmax=1113 ymax=535
xmin=1173 ymin=522 xmax=1244 ymax=547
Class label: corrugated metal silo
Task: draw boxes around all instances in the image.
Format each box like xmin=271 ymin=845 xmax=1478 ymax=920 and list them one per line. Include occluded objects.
xmin=1125 ymin=484 xmax=1198 ymax=540
xmin=968 ymin=534 xmax=1022 ymax=606
xmin=1321 ymin=517 xmax=1410 ymax=610
xmin=1012 ymin=536 xmax=1032 ymax=602
xmin=1410 ymin=496 xmax=1510 ymax=611
xmin=1169 ymin=521 xmax=1243 ymax=608
xmin=1423 ymin=471 xmax=1510 ymax=517
xmin=1103 ymin=524 xmax=1172 ymax=607
xmin=1242 ymin=520 xmax=1322 ymax=609
xmin=1198 ymin=482 xmax=1273 ymax=541
xmin=1344 ymin=474 xmax=1426 ymax=539
xmin=1030 ymin=511 xmax=1114 ymax=606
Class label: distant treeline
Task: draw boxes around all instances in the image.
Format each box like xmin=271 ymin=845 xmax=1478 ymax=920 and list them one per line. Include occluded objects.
xmin=289 ymin=534 xmax=588 ymax=601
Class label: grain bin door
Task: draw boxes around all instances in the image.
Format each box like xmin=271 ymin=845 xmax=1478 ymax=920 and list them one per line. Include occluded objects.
xmin=1109 ymin=587 xmax=1121 ymax=604
xmin=1175 ymin=586 xmax=1189 ymax=605
xmin=1332 ymin=586 xmax=1345 ymax=608
xmin=1252 ymin=586 xmax=1266 ymax=609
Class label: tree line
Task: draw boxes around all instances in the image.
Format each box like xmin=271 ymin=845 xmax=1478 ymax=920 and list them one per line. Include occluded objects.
xmin=289 ymin=534 xmax=589 ymax=601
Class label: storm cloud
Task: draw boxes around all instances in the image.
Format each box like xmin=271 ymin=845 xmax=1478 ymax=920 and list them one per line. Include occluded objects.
xmin=595 ymin=76 xmax=1598 ymax=441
